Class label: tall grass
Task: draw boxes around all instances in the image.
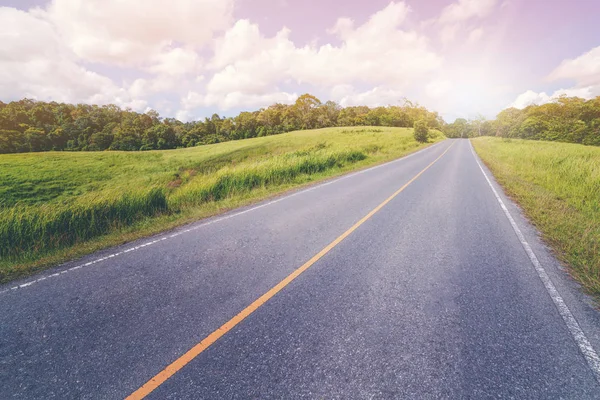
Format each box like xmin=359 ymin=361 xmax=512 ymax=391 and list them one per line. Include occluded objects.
xmin=472 ymin=137 xmax=600 ymax=297
xmin=170 ymin=150 xmax=366 ymax=208
xmin=0 ymin=187 xmax=167 ymax=258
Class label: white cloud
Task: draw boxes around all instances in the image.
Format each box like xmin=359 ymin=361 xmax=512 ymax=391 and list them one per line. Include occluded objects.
xmin=127 ymin=48 xmax=203 ymax=99
xmin=508 ymin=45 xmax=600 ymax=110
xmin=36 ymin=0 xmax=233 ymax=67
xmin=436 ymin=0 xmax=496 ymax=44
xmin=128 ymin=77 xmax=181 ymax=98
xmin=210 ymin=19 xmax=272 ymax=70
xmin=438 ymin=0 xmax=498 ymax=25
xmin=509 ymin=90 xmax=552 ymax=109
xmin=333 ymin=86 xmax=405 ymax=107
xmin=206 ymin=21 xmax=297 ymax=97
xmin=175 ymin=109 xmax=196 ymax=122
xmin=509 ymin=86 xmax=600 ymax=109
xmin=0 ymin=7 xmax=143 ymax=109
xmin=440 ymin=24 xmax=459 ymax=44
xmin=548 ymin=46 xmax=600 ymax=86
xmin=330 ymin=84 xmax=356 ymax=100
xmin=199 ymin=1 xmax=441 ymax=111
xmin=147 ymin=47 xmax=202 ymax=76
xmin=182 ymin=90 xmax=298 ymax=111
xmin=0 ymin=0 xmax=515 ymax=120
xmin=426 ymin=80 xmax=453 ymax=98
xmin=553 ymin=86 xmax=600 ymax=99
xmin=467 ymin=28 xmax=484 ymax=43
xmin=293 ymin=2 xmax=439 ymax=87
xmin=208 ymin=65 xmax=278 ymax=95
xmin=326 ymin=17 xmax=354 ymax=39
xmin=0 ymin=1 xmax=226 ymax=112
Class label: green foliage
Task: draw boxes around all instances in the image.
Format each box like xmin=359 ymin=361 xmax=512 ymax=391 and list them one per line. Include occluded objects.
xmin=0 ymin=96 xmax=444 ymax=154
xmin=413 ymin=120 xmax=429 ymax=142
xmin=444 ymin=96 xmax=600 ymax=145
xmin=444 ymin=118 xmax=469 ymax=138
xmin=0 ymin=126 xmax=445 ymax=280
xmin=0 ymin=130 xmax=25 ymax=153
xmin=472 ymin=137 xmax=600 ymax=297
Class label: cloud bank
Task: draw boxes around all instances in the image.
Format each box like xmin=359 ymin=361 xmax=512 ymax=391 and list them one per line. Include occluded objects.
xmin=4 ymin=0 xmax=596 ymax=121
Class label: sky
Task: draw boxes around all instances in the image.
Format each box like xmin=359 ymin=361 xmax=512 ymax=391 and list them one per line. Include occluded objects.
xmin=1 ymin=0 xmax=600 ymax=122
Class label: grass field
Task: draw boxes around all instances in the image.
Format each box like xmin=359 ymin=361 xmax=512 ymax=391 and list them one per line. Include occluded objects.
xmin=0 ymin=126 xmax=444 ymax=282
xmin=472 ymin=137 xmax=600 ymax=298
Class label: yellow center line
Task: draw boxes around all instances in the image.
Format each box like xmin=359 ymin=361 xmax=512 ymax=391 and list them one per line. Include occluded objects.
xmin=126 ymin=141 xmax=455 ymax=399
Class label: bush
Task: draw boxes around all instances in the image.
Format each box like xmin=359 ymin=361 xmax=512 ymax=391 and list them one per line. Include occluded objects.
xmin=413 ymin=120 xmax=429 ymax=143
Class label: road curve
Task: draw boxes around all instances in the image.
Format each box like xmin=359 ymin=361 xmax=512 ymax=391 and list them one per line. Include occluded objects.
xmin=1 ymin=139 xmax=600 ymax=399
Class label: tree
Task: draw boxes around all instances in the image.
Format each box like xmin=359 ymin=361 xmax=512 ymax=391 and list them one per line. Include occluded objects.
xmin=444 ymin=118 xmax=469 ymax=138
xmin=0 ymin=129 xmax=26 ymax=153
xmin=110 ymin=126 xmax=141 ymax=151
xmin=23 ymin=128 xmax=50 ymax=152
xmin=519 ymin=116 xmax=547 ymax=139
xmin=142 ymin=124 xmax=178 ymax=150
xmin=413 ymin=120 xmax=429 ymax=143
xmin=7 ymin=94 xmax=600 ymax=154
xmin=319 ymin=101 xmax=341 ymax=127
xmin=293 ymin=94 xmax=322 ymax=129
xmin=470 ymin=115 xmax=488 ymax=137
xmin=257 ymin=104 xmax=285 ymax=135
xmin=234 ymin=112 xmax=259 ymax=139
xmin=495 ymin=108 xmax=525 ymax=137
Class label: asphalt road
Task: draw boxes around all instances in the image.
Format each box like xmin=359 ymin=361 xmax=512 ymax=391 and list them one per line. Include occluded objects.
xmin=1 ymin=139 xmax=600 ymax=399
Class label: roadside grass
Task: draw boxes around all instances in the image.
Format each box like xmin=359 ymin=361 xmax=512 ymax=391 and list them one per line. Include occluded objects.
xmin=471 ymin=137 xmax=600 ymax=298
xmin=0 ymin=127 xmax=445 ymax=282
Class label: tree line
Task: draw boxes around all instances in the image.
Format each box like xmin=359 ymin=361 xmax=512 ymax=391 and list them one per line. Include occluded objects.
xmin=0 ymin=94 xmax=443 ymax=154
xmin=444 ymin=96 xmax=600 ymax=146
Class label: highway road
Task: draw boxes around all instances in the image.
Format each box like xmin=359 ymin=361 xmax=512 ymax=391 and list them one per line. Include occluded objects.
xmin=1 ymin=139 xmax=600 ymax=399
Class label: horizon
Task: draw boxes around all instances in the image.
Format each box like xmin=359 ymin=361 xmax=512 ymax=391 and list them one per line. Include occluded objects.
xmin=1 ymin=0 xmax=599 ymax=123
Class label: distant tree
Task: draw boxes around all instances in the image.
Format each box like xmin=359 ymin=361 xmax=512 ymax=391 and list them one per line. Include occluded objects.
xmin=444 ymin=118 xmax=469 ymax=138
xmin=293 ymin=94 xmax=322 ymax=129
xmin=257 ymin=105 xmax=284 ymax=135
xmin=413 ymin=120 xmax=429 ymax=143
xmin=24 ymin=128 xmax=49 ymax=152
xmin=6 ymin=94 xmax=598 ymax=154
xmin=494 ymin=108 xmax=525 ymax=137
xmin=219 ymin=118 xmax=234 ymax=140
xmin=89 ymin=131 xmax=114 ymax=151
xmin=519 ymin=116 xmax=547 ymax=139
xmin=110 ymin=127 xmax=141 ymax=151
xmin=0 ymin=130 xmax=26 ymax=153
xmin=142 ymin=124 xmax=178 ymax=150
xmin=319 ymin=101 xmax=341 ymax=127
xmin=234 ymin=112 xmax=259 ymax=139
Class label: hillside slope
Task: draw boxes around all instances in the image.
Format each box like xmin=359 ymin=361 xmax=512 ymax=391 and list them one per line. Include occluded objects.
xmin=0 ymin=126 xmax=444 ymax=281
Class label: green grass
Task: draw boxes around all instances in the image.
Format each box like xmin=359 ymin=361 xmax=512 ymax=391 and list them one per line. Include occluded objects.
xmin=0 ymin=126 xmax=444 ymax=282
xmin=472 ymin=137 xmax=600 ymax=298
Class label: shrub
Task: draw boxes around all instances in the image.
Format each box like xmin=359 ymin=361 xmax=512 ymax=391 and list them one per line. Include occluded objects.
xmin=413 ymin=120 xmax=429 ymax=143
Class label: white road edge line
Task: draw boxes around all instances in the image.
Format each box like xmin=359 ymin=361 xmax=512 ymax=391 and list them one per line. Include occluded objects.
xmin=1 ymin=141 xmax=447 ymax=295
xmin=469 ymin=139 xmax=600 ymax=384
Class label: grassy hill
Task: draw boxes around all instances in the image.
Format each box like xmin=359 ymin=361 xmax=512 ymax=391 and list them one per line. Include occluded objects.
xmin=0 ymin=126 xmax=444 ymax=282
xmin=472 ymin=137 xmax=600 ymax=297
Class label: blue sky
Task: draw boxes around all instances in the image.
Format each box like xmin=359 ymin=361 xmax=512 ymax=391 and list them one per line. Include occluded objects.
xmin=2 ymin=0 xmax=600 ymax=122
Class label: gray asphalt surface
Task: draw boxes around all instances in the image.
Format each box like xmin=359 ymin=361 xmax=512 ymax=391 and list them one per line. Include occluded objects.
xmin=1 ymin=139 xmax=600 ymax=399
